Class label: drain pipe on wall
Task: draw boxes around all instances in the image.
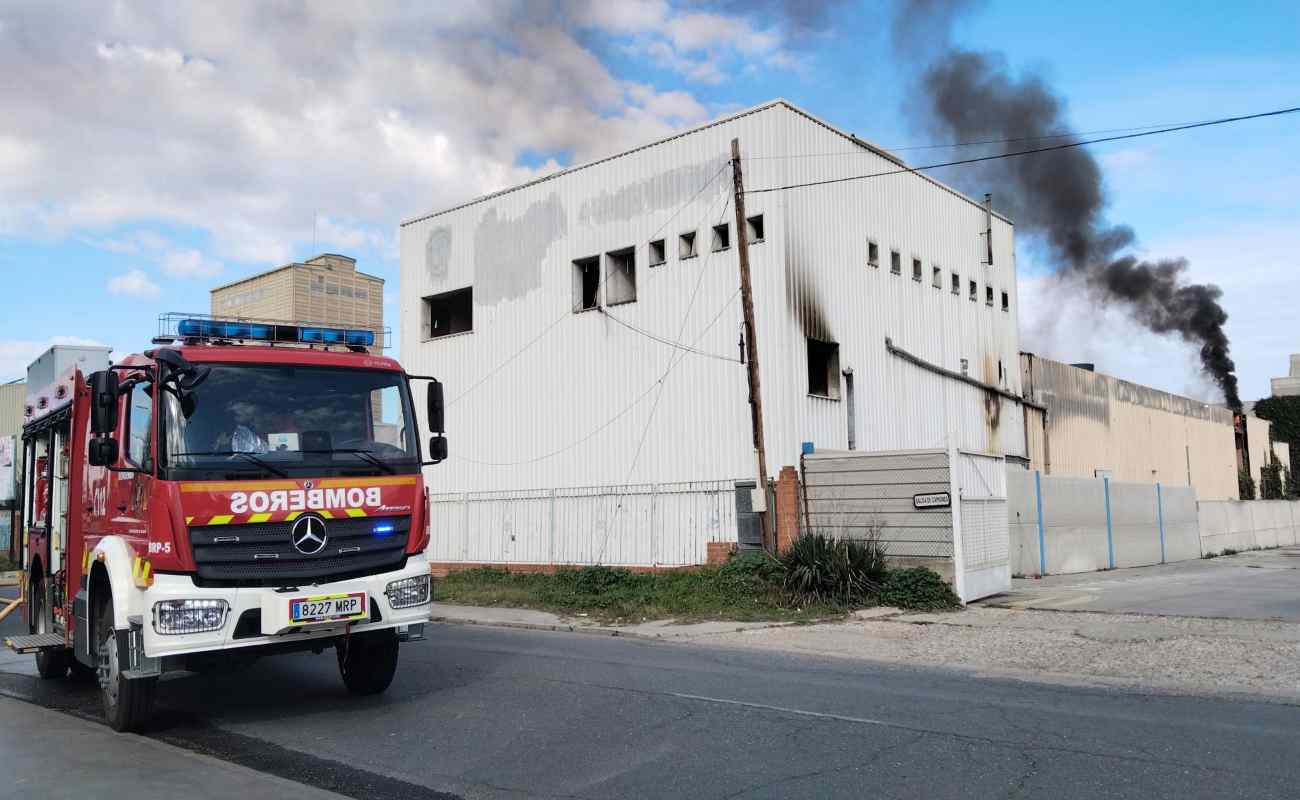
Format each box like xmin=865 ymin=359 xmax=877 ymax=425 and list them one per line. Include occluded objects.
xmin=843 ymin=367 xmax=856 ymax=450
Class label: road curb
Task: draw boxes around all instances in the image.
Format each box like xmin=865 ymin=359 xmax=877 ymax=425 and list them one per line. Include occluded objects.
xmin=427 ymin=614 xmax=806 ymax=642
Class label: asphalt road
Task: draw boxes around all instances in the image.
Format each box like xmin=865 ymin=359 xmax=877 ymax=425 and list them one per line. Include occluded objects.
xmin=3 ymin=604 xmax=1299 ymax=799
xmin=994 ymin=546 xmax=1300 ymax=620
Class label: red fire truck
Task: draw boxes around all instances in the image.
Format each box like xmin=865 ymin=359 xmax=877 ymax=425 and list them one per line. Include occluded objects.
xmin=4 ymin=316 xmax=447 ymax=731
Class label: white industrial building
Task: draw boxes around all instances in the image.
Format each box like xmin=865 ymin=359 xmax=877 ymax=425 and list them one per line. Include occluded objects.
xmin=400 ymin=100 xmax=1026 ymax=571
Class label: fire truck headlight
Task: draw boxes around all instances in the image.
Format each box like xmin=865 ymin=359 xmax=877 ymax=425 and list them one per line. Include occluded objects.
xmin=153 ymin=599 xmax=230 ymax=635
xmin=385 ymin=575 xmax=431 ymax=609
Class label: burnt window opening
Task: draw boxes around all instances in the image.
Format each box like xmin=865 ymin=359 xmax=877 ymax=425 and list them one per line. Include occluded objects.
xmin=605 ymin=248 xmax=636 ymax=306
xmin=746 ymin=214 xmax=765 ymax=242
xmin=912 ymin=257 xmax=922 ymax=282
xmin=424 ymin=286 xmax=473 ymax=339
xmin=932 ymin=265 xmax=942 ymax=288
xmin=986 ymin=285 xmax=994 ymax=306
xmin=969 ymin=279 xmax=978 ymax=301
xmin=649 ymin=239 xmax=666 ymax=267
xmin=1001 ymin=290 xmax=1010 ymax=312
xmin=867 ymin=240 xmax=879 ymax=268
xmin=679 ymin=230 xmax=697 ymax=260
xmin=573 ymin=256 xmax=600 ymax=312
xmin=711 ymin=223 xmax=730 ymax=252
xmin=951 ymin=272 xmax=960 ymax=295
xmin=890 ymin=250 xmax=901 ymax=274
xmin=807 ymin=338 xmax=841 ymax=399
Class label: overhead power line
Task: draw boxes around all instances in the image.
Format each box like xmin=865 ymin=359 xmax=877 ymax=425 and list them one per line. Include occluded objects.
xmin=744 ymin=105 xmax=1300 ymax=195
xmin=599 ymin=307 xmax=741 ymax=363
xmin=741 ymin=115 xmax=1267 ymax=159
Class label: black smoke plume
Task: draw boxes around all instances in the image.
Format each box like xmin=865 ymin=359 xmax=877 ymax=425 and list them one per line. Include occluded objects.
xmin=894 ymin=2 xmax=1241 ymax=408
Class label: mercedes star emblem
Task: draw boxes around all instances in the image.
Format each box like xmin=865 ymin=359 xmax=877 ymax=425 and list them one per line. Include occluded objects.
xmin=290 ymin=514 xmax=328 ymax=555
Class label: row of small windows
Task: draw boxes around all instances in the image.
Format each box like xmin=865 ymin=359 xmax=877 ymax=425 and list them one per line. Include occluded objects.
xmin=868 ymin=238 xmax=1010 ymax=312
xmin=309 ymin=275 xmax=369 ymax=299
xmin=421 ymin=215 xmax=766 ymax=339
xmin=573 ymin=214 xmax=764 ymax=312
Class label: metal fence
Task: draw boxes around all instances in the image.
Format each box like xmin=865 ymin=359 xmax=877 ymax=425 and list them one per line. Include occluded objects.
xmin=426 ymin=479 xmax=738 ymax=567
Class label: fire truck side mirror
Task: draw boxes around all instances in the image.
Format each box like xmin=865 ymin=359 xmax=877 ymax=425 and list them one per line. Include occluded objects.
xmin=88 ymin=437 xmax=119 ymax=467
xmin=426 ymin=380 xmax=445 ymax=434
xmin=427 ymin=435 xmax=448 ymax=463
xmin=88 ymin=370 xmax=120 ymax=436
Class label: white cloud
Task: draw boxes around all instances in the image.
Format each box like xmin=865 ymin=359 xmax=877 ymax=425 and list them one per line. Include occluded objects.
xmin=161 ymin=248 xmax=222 ymax=278
xmin=107 ymin=269 xmax=161 ymax=299
xmin=0 ymin=2 xmax=806 ymax=268
xmin=0 ymin=335 xmax=112 ymax=383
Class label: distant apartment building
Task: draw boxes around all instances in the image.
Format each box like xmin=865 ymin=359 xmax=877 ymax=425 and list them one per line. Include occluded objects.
xmin=210 ymin=253 xmax=385 ymax=350
xmin=1271 ymin=354 xmax=1300 ymax=397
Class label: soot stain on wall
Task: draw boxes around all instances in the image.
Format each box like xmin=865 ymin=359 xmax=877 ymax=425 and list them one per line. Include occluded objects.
xmin=473 ymin=193 xmax=568 ymax=306
xmin=577 ymin=157 xmax=728 ymax=226
xmin=425 ymin=226 xmax=452 ymax=285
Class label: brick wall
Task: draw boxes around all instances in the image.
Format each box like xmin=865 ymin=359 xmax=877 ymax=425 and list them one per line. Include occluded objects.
xmin=775 ymin=465 xmax=801 ymax=552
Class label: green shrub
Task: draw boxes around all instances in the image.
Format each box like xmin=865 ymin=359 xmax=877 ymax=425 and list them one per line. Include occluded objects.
xmin=720 ymin=549 xmax=785 ymax=583
xmin=1261 ymin=460 xmax=1285 ymax=500
xmin=1239 ymin=468 xmax=1257 ymax=501
xmin=779 ymin=533 xmax=886 ymax=606
xmin=879 ymin=567 xmax=960 ymax=610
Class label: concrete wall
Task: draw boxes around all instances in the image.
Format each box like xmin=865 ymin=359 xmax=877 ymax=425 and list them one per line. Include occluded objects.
xmin=1199 ymin=501 xmax=1300 ymax=555
xmin=1008 ymin=469 xmax=1201 ymax=576
xmin=1021 ymin=355 xmax=1238 ymax=500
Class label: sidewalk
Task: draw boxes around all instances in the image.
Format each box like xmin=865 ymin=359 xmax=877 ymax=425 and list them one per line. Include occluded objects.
xmin=429 ymin=602 xmax=803 ymax=640
xmin=431 ymin=601 xmax=1300 ymax=701
xmin=0 ymin=696 xmax=347 ymax=800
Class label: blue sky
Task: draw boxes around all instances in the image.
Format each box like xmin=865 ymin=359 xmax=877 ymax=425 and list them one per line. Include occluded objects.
xmin=1 ymin=0 xmax=1296 ymax=400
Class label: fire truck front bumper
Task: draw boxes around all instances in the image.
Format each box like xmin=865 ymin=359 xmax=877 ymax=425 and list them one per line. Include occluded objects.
xmin=140 ymin=555 xmax=433 ymax=660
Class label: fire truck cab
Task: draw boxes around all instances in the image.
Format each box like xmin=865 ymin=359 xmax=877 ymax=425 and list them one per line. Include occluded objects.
xmin=5 ymin=317 xmax=447 ymax=731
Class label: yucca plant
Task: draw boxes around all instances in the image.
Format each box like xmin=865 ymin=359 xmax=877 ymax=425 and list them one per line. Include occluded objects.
xmin=780 ymin=533 xmax=886 ymax=606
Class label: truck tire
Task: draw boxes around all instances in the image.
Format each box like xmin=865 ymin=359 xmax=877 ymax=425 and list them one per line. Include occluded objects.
xmin=336 ymin=629 xmax=399 ymax=695
xmin=31 ymin=576 xmax=70 ymax=680
xmin=96 ymin=592 xmax=156 ymax=732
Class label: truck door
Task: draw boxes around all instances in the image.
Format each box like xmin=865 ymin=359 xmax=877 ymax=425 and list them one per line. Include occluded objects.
xmin=106 ymin=380 xmax=155 ymax=548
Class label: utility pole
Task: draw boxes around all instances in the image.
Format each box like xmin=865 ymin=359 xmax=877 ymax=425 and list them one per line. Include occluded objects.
xmin=731 ymin=138 xmax=774 ymax=553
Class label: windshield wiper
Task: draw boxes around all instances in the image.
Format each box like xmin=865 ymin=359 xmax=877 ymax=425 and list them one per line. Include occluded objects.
xmin=172 ymin=450 xmax=290 ymax=478
xmin=300 ymin=448 xmax=397 ymax=475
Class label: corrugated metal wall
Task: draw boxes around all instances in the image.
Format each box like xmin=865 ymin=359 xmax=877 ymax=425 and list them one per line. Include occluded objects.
xmin=426 ymin=480 xmax=735 ymax=567
xmin=1021 ymin=354 xmax=1238 ymax=501
xmin=400 ymin=100 xmax=1028 ymax=565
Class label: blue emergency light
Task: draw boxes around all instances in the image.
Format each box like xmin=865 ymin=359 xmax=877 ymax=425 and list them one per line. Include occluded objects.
xmin=372 ymin=523 xmax=396 ymax=537
xmin=177 ymin=318 xmax=374 ymax=348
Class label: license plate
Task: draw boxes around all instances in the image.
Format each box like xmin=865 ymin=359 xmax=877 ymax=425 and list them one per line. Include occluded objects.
xmin=289 ymin=592 xmax=367 ymax=625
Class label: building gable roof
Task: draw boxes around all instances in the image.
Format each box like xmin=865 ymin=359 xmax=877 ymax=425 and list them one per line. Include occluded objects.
xmin=400 ymin=99 xmax=1011 ymax=228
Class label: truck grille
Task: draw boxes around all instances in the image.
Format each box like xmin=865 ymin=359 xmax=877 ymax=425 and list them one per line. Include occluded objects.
xmin=188 ymin=516 xmax=410 ymax=587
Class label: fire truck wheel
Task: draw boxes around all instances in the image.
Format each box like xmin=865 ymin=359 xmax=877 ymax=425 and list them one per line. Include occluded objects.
xmin=95 ymin=593 xmax=157 ymax=732
xmin=336 ymin=629 xmax=399 ymax=695
xmin=31 ymin=576 xmax=70 ymax=680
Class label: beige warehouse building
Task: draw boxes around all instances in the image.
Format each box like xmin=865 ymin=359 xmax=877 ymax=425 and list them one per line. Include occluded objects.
xmin=210 ymin=253 xmax=385 ymax=350
xmin=1021 ymin=354 xmax=1239 ymax=500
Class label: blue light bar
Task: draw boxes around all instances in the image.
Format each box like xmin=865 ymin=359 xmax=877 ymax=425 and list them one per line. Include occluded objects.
xmin=178 ymin=318 xmax=373 ymax=348
xmin=373 ymin=523 xmax=395 ymax=537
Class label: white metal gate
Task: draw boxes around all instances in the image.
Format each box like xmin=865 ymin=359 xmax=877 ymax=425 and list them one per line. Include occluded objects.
xmin=426 ymin=479 xmax=738 ymax=568
xmin=952 ymin=450 xmax=1010 ymax=602
xmin=801 ymin=448 xmax=1010 ymax=603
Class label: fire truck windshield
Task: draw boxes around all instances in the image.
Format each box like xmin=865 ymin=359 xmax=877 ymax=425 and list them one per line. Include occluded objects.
xmin=160 ymin=363 xmax=419 ymax=479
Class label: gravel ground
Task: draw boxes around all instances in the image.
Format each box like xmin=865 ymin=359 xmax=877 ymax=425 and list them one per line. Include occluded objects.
xmin=693 ymin=606 xmax=1300 ymax=701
